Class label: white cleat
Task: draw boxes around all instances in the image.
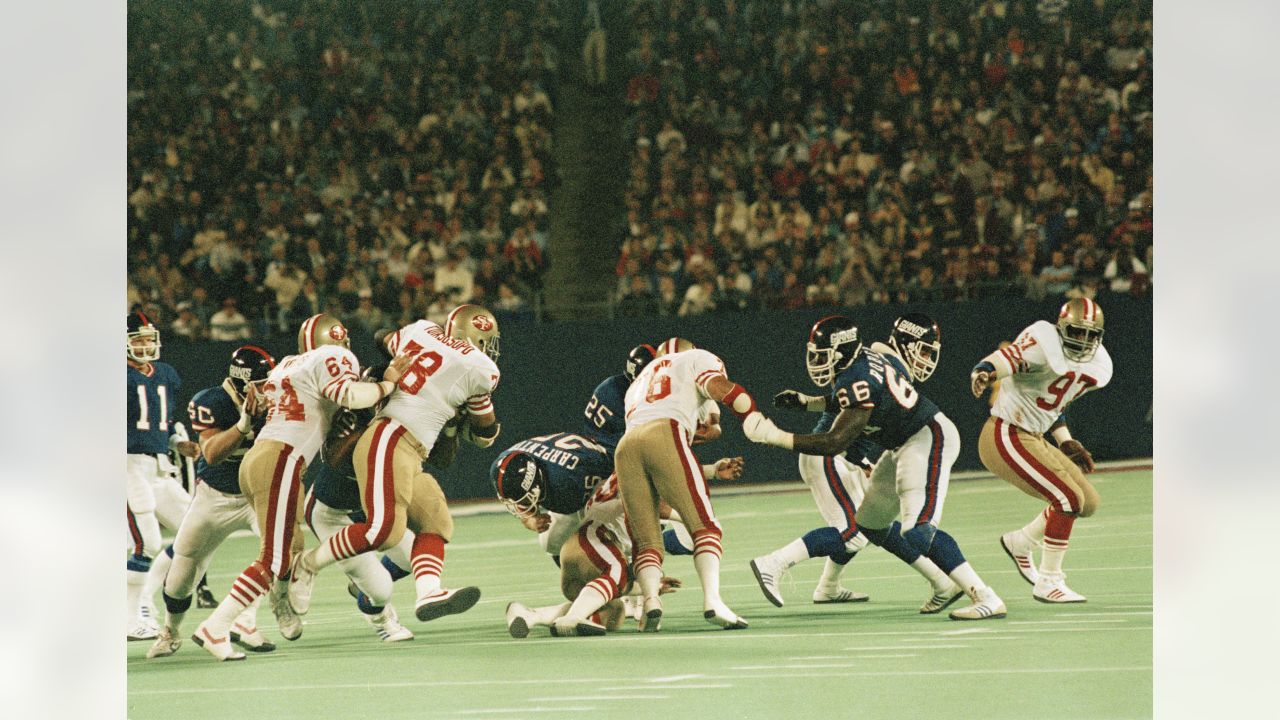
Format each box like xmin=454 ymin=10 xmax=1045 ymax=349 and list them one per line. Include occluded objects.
xmin=146 ymin=627 xmax=181 ymax=658
xmin=920 ymin=582 xmax=966 ymax=614
xmin=813 ymin=586 xmax=870 ymax=604
xmin=949 ymin=587 xmax=1007 ymax=621
xmin=127 ymin=619 xmax=159 ymax=642
xmin=230 ymin=621 xmax=277 ymax=653
xmin=620 ymin=595 xmax=642 ymax=621
xmin=1033 ymin=572 xmax=1087 ymax=603
xmin=288 ymin=551 xmax=316 ymax=615
xmin=505 ymin=602 xmax=535 ymax=639
xmin=367 ymin=605 xmax=414 ymax=642
xmin=415 ymin=586 xmax=482 ymax=623
xmin=269 ymin=586 xmax=303 ymax=641
xmin=191 ymin=623 xmax=247 ymax=661
xmin=1000 ymin=531 xmax=1041 ymax=585
xmin=639 ymin=597 xmax=663 ymax=633
xmin=704 ymin=601 xmax=749 ymax=630
xmin=550 ymin=616 xmax=607 ymax=637
xmin=749 ymin=554 xmax=787 ymax=607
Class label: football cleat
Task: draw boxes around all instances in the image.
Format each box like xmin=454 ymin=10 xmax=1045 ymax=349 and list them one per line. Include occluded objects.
xmin=749 ymin=554 xmax=787 ymax=607
xmin=269 ymin=586 xmax=303 ymax=641
xmin=639 ymin=597 xmax=663 ymax=633
xmin=415 ymin=586 xmax=482 ymax=623
xmin=1000 ymin=531 xmax=1041 ymax=585
xmin=192 ymin=623 xmax=246 ymax=662
xmin=195 ymin=584 xmax=218 ymax=609
xmin=812 ymin=586 xmax=870 ymax=604
xmin=230 ymin=621 xmax=277 ymax=653
xmin=919 ymin=583 xmax=966 ymax=614
xmin=145 ymin=627 xmax=181 ymax=658
xmin=704 ymin=601 xmax=749 ymax=630
xmin=367 ymin=605 xmax=414 ymax=642
xmin=505 ymin=602 xmax=535 ymax=639
xmin=620 ymin=594 xmax=642 ymax=621
xmin=287 ymin=550 xmax=317 ymax=614
xmin=128 ymin=618 xmax=159 ymax=642
xmin=948 ymin=587 xmax=1007 ymax=621
xmin=550 ymin=616 xmax=607 ymax=637
xmin=1033 ymin=572 xmax=1087 ymax=603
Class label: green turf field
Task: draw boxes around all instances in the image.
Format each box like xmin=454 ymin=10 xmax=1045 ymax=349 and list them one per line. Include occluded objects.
xmin=128 ymin=469 xmax=1152 ymax=720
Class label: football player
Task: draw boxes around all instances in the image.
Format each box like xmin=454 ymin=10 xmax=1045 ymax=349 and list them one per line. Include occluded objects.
xmin=504 ymin=474 xmax=684 ymax=638
xmin=619 ymin=337 xmax=774 ymax=631
xmin=971 ymin=298 xmax=1113 ymax=603
xmin=582 ymin=344 xmax=656 ymax=449
xmin=742 ymin=317 xmax=1007 ymax=620
xmin=754 ymin=314 xmax=963 ymax=612
xmin=147 ymin=345 xmax=279 ymax=658
xmin=290 ymin=305 xmax=502 ymax=627
xmin=193 ymin=314 xmax=408 ymax=661
xmin=126 ymin=311 xmax=200 ymax=640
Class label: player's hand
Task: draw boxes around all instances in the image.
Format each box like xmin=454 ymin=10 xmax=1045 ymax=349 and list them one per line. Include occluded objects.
xmin=332 ymin=409 xmax=358 ymax=437
xmin=742 ymin=412 xmax=791 ymax=448
xmin=175 ymin=440 xmax=200 ymax=459
xmin=773 ymin=389 xmax=815 ymax=410
xmin=659 ymin=576 xmax=682 ymax=594
xmin=1059 ymin=439 xmax=1095 ymax=473
xmin=692 ymin=421 xmax=720 ymax=445
xmin=713 ymin=456 xmax=744 ymax=481
xmin=520 ymin=512 xmax=551 ymax=533
xmin=242 ymin=383 xmax=265 ymax=416
xmin=970 ymin=369 xmax=992 ymax=398
xmin=383 ymin=353 xmax=413 ymax=385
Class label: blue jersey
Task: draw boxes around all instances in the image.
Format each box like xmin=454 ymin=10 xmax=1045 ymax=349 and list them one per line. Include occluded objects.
xmin=812 ymin=410 xmax=884 ymax=468
xmin=187 ymin=384 xmax=263 ymax=495
xmin=491 ymin=432 xmax=614 ymax=515
xmin=830 ymin=350 xmax=940 ymax=450
xmin=582 ymin=374 xmax=628 ymax=450
xmin=305 ymin=454 xmax=366 ymax=518
xmin=127 ymin=362 xmax=182 ymax=454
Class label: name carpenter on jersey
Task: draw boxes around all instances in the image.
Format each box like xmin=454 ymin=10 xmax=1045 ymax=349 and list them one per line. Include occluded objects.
xmin=508 ymin=439 xmax=583 ymax=469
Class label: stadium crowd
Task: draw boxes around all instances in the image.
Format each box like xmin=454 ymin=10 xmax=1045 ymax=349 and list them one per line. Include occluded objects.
xmin=127 ymin=0 xmax=560 ymax=339
xmin=615 ymin=0 xmax=1153 ymax=317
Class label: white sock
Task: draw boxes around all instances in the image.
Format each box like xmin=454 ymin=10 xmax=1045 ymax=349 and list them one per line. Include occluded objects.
xmin=693 ymin=550 xmax=722 ymax=607
xmin=127 ymin=568 xmax=146 ymax=625
xmin=1021 ymin=508 xmax=1050 ymax=545
xmin=911 ymin=556 xmax=953 ymax=592
xmin=530 ymin=601 xmax=572 ymax=626
xmin=565 ymin=580 xmax=612 ymax=621
xmin=776 ymin=538 xmax=812 ymax=568
xmin=947 ymin=562 xmax=987 ymax=600
xmin=816 ymin=558 xmax=846 ymax=591
xmin=1041 ymin=537 xmax=1068 ymax=575
xmin=636 ymin=563 xmax=663 ymax=601
xmin=233 ymin=597 xmax=263 ymax=631
xmin=141 ymin=549 xmax=173 ymax=612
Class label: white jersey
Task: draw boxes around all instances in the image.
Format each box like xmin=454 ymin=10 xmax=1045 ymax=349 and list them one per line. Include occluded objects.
xmin=624 ymin=348 xmax=727 ymax=437
xmin=990 ymin=320 xmax=1113 ymax=434
xmin=580 ymin=475 xmax=630 ymax=558
xmin=256 ymin=344 xmax=361 ymax=462
xmin=379 ymin=319 xmax=500 ymax=451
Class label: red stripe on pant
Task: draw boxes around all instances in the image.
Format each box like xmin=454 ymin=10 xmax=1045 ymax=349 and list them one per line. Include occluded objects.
xmin=258 ymin=445 xmax=301 ymax=578
xmin=996 ymin=419 xmax=1080 ymax=513
xmin=363 ymin=420 xmax=407 ymax=549
xmin=577 ymin=522 xmax=623 ymax=595
xmin=303 ymin=491 xmax=318 ymax=537
xmin=126 ymin=505 xmax=144 ymax=556
xmin=670 ymin=420 xmax=715 ymax=530
xmin=915 ymin=420 xmax=944 ymax=525
xmin=823 ymin=456 xmax=859 ymax=540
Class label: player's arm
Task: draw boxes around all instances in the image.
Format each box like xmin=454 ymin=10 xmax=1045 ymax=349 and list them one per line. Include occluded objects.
xmin=786 ymin=406 xmax=872 ymax=456
xmin=198 ymin=425 xmax=246 ymax=466
xmin=189 ymin=389 xmax=255 ymax=464
xmin=460 ymin=368 xmax=502 ymax=448
xmin=328 ymin=354 xmax=412 ymax=409
xmin=702 ymin=373 xmax=796 ymax=449
xmin=700 ymin=456 xmax=744 ymax=480
xmin=1048 ymin=414 xmax=1095 ymax=473
xmin=771 ymin=389 xmax=831 ymax=413
xmin=693 ymin=410 xmax=721 ymax=445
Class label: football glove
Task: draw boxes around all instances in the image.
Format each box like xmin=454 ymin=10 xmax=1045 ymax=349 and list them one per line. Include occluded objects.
xmin=773 ymin=389 xmax=818 ymax=409
xmin=742 ymin=412 xmax=793 ymax=449
xmin=1059 ymin=439 xmax=1095 ymax=473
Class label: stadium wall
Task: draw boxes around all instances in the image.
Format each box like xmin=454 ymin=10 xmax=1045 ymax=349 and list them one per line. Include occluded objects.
xmin=161 ymin=297 xmax=1152 ymax=500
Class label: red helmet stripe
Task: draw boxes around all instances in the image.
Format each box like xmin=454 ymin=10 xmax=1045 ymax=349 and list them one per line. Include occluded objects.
xmin=136 ymin=311 xmax=151 ymax=327
xmin=641 ymin=343 xmax=656 ymax=355
xmin=810 ymin=315 xmax=844 ymax=344
xmin=445 ymin=305 xmax=473 ymax=336
xmin=301 ymin=315 xmax=320 ymax=352
xmin=242 ymin=344 xmax=276 ymax=368
xmin=495 ymin=451 xmax=519 ymax=498
xmin=1082 ymin=298 xmax=1095 ymax=322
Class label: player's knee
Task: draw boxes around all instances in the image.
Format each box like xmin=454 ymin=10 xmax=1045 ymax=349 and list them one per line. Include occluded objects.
xmin=376 ymin=522 xmax=408 ymax=553
xmin=1079 ymin=496 xmax=1099 ymax=518
xmin=561 ymin=575 xmax=585 ymax=601
xmin=901 ymin=523 xmax=937 ymax=556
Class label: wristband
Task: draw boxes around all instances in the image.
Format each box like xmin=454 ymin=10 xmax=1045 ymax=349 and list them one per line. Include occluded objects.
xmin=722 ymin=383 xmax=757 ymax=420
xmin=1051 ymin=425 xmax=1072 ymax=444
xmin=973 ymin=360 xmax=995 ymax=375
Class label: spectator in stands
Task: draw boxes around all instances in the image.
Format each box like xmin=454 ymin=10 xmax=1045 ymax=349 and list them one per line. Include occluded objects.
xmin=209 ymin=298 xmax=251 ymax=341
xmin=170 ymin=301 xmax=205 ymax=340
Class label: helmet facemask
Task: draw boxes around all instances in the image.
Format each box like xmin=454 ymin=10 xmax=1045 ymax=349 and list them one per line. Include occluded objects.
xmin=127 ymin=326 xmax=161 ymax=363
xmin=890 ymin=336 xmax=941 ymax=383
xmin=806 ymin=342 xmax=842 ymax=387
xmin=1058 ymin=323 xmax=1103 ymax=362
xmin=496 ymin=455 xmax=544 ymax=519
